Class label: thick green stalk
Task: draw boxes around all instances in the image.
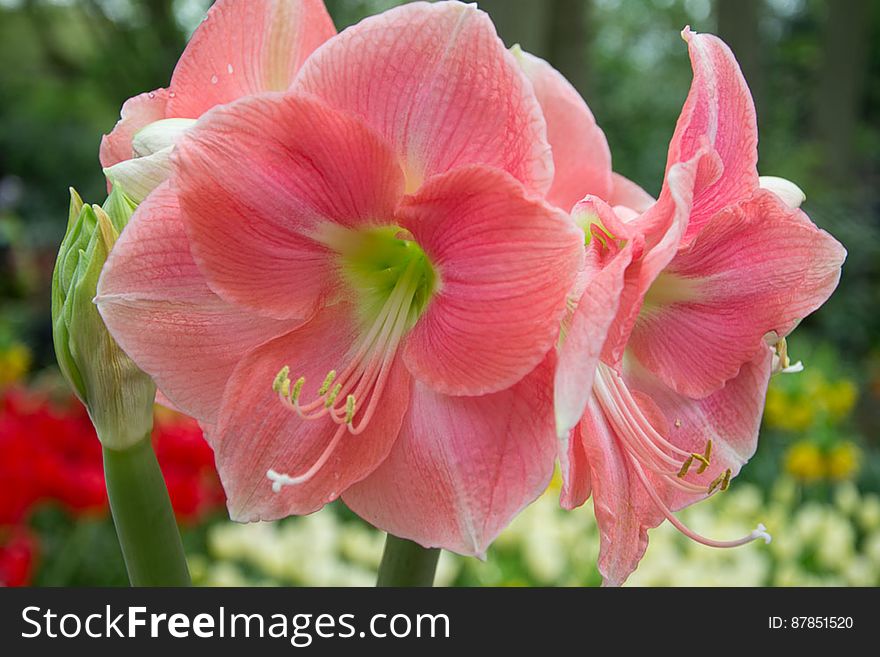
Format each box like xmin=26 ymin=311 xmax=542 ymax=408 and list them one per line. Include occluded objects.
xmin=103 ymin=435 xmax=191 ymax=586
xmin=376 ymin=534 xmax=440 ymax=587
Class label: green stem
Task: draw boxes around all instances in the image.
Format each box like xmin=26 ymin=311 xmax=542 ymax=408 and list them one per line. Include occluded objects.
xmin=376 ymin=534 xmax=440 ymax=587
xmin=103 ymin=435 xmax=191 ymax=586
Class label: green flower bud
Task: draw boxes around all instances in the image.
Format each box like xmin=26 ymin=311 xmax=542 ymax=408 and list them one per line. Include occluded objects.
xmin=52 ymin=186 xmax=155 ymax=449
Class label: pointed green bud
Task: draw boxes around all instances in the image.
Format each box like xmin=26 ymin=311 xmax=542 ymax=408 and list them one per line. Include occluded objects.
xmin=51 ymin=187 xmax=155 ymax=449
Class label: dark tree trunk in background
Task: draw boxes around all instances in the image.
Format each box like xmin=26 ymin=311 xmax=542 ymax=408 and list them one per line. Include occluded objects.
xmin=716 ymin=0 xmax=763 ymax=124
xmin=813 ymin=0 xmax=870 ymax=185
xmin=471 ymin=0 xmax=595 ymax=100
xmin=475 ymin=0 xmax=550 ymax=57
xmin=545 ymin=0 xmax=593 ymax=98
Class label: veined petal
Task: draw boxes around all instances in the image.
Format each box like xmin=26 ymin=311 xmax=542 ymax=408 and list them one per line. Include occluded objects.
xmin=174 ymin=92 xmax=405 ymax=320
xmin=294 ymin=1 xmax=553 ymax=196
xmin=513 ymin=47 xmax=613 ymax=211
xmin=167 ymin=0 xmax=335 ymax=117
xmin=400 ymin=166 xmax=583 ymax=396
xmin=555 ymin=240 xmax=635 ymax=441
xmin=629 ymin=190 xmax=846 ymax=397
xmin=100 ymin=89 xmax=168 ymax=169
xmin=96 ymin=184 xmax=290 ymax=426
xmin=344 ymin=353 xmax=556 ymax=556
xmin=667 ymin=28 xmax=759 ymax=244
xmin=213 ymin=303 xmax=411 ymax=520
xmin=600 ymin=147 xmax=718 ymax=368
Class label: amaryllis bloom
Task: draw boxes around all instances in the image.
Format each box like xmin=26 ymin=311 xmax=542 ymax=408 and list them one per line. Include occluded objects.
xmin=97 ymin=1 xmax=582 ymax=555
xmin=100 ymin=0 xmax=335 ymax=202
xmin=552 ymin=28 xmax=846 ymax=585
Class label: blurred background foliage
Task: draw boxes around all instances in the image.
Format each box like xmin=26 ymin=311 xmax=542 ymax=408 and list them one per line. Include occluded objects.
xmin=1 ymin=0 xmax=878 ymax=586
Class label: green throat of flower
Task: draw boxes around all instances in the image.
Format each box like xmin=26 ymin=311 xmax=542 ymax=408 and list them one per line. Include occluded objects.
xmin=331 ymin=224 xmax=437 ymax=332
xmin=266 ymin=224 xmax=438 ymax=494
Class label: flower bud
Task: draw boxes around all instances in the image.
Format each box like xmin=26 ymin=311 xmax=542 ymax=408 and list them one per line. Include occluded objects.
xmin=52 ymin=186 xmax=155 ymax=449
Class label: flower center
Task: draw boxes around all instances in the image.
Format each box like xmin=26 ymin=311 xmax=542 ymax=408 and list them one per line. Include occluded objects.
xmin=266 ymin=225 xmax=437 ymax=492
xmin=593 ymin=364 xmax=771 ymax=549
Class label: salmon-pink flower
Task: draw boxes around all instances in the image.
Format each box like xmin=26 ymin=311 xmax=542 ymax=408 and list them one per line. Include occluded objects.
xmin=553 ymin=28 xmax=846 ymax=585
xmin=100 ymin=0 xmax=336 ymax=202
xmin=97 ymin=1 xmax=582 ymax=555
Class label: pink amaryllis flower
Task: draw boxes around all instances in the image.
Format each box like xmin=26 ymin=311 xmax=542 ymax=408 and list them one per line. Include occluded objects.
xmin=97 ymin=1 xmax=582 ymax=555
xmin=552 ymin=28 xmax=846 ymax=585
xmin=100 ymin=0 xmax=336 ymax=202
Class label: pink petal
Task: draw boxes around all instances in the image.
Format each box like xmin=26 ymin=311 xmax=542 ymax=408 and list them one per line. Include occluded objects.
xmin=213 ymin=303 xmax=411 ymax=521
xmin=514 ymin=48 xmax=612 ymax=211
xmin=174 ymin=92 xmax=405 ymax=320
xmin=555 ymin=239 xmax=636 ymax=441
xmin=293 ymin=1 xmax=553 ymax=195
xmin=600 ymin=147 xmax=718 ymax=367
xmin=668 ymin=28 xmax=759 ymax=244
xmin=559 ymin=421 xmax=592 ymax=511
xmin=400 ymin=165 xmax=582 ymax=396
xmin=576 ymin=394 xmax=654 ymax=586
xmin=629 ymin=190 xmax=846 ymax=397
xmin=608 ymin=172 xmax=655 ymax=213
xmin=167 ymin=0 xmax=335 ymax=118
xmin=344 ymin=353 xmax=557 ymax=556
xmin=99 ymin=89 xmax=168 ymax=169
xmin=96 ymin=184 xmax=290 ymax=426
xmin=581 ymin=347 xmax=773 ymax=585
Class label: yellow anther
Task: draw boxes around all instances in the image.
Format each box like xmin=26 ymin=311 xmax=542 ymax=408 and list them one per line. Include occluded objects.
xmin=344 ymin=395 xmax=356 ymax=424
xmin=280 ymin=378 xmax=290 ymax=398
xmin=272 ymin=366 xmax=290 ymax=393
xmin=318 ymin=370 xmax=337 ymax=396
xmin=677 ymin=455 xmax=694 ymax=478
xmin=707 ymin=468 xmax=732 ymax=495
xmin=291 ymin=376 xmax=305 ymax=403
xmin=324 ymin=383 xmax=342 ymax=407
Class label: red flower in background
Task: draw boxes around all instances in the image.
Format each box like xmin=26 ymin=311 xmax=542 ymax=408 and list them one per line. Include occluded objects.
xmin=153 ymin=411 xmax=226 ymax=522
xmin=0 ymin=527 xmax=38 ymax=587
xmin=0 ymin=386 xmax=225 ymax=585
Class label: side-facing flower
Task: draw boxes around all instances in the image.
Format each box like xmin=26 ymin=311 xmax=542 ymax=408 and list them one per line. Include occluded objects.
xmin=97 ymin=1 xmax=582 ymax=556
xmin=100 ymin=0 xmax=335 ymax=202
xmin=553 ymin=28 xmax=846 ymax=585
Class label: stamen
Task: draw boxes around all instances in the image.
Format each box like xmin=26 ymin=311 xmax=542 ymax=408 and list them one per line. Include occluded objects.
xmin=324 ymin=383 xmax=342 ymax=407
xmin=272 ymin=366 xmax=289 ymax=393
xmin=344 ymin=395 xmax=356 ymax=425
xmin=291 ymin=376 xmax=304 ymax=403
xmin=318 ymin=370 xmax=337 ymax=396
xmin=629 ymin=454 xmax=771 ymax=549
xmin=266 ymin=255 xmax=425 ymax=490
xmin=707 ymin=468 xmax=732 ymax=495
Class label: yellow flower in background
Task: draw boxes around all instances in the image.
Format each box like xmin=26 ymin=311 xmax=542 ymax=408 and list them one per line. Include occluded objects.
xmin=824 ymin=379 xmax=858 ymax=420
xmin=784 ymin=441 xmax=825 ymax=482
xmin=828 ymin=442 xmax=861 ymax=481
xmin=0 ymin=342 xmax=31 ymax=386
xmin=765 ymin=386 xmax=814 ymax=432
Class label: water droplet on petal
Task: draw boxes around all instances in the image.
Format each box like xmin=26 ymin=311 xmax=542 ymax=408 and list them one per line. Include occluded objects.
xmin=210 ymin=75 xmax=218 ymax=85
xmin=168 ymin=91 xmax=176 ymax=98
xmin=147 ymin=91 xmax=155 ymax=99
xmin=227 ymin=63 xmax=234 ymax=75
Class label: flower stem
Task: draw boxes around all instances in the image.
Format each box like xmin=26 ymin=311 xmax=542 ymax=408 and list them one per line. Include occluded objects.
xmin=376 ymin=534 xmax=440 ymax=587
xmin=102 ymin=434 xmax=191 ymax=586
